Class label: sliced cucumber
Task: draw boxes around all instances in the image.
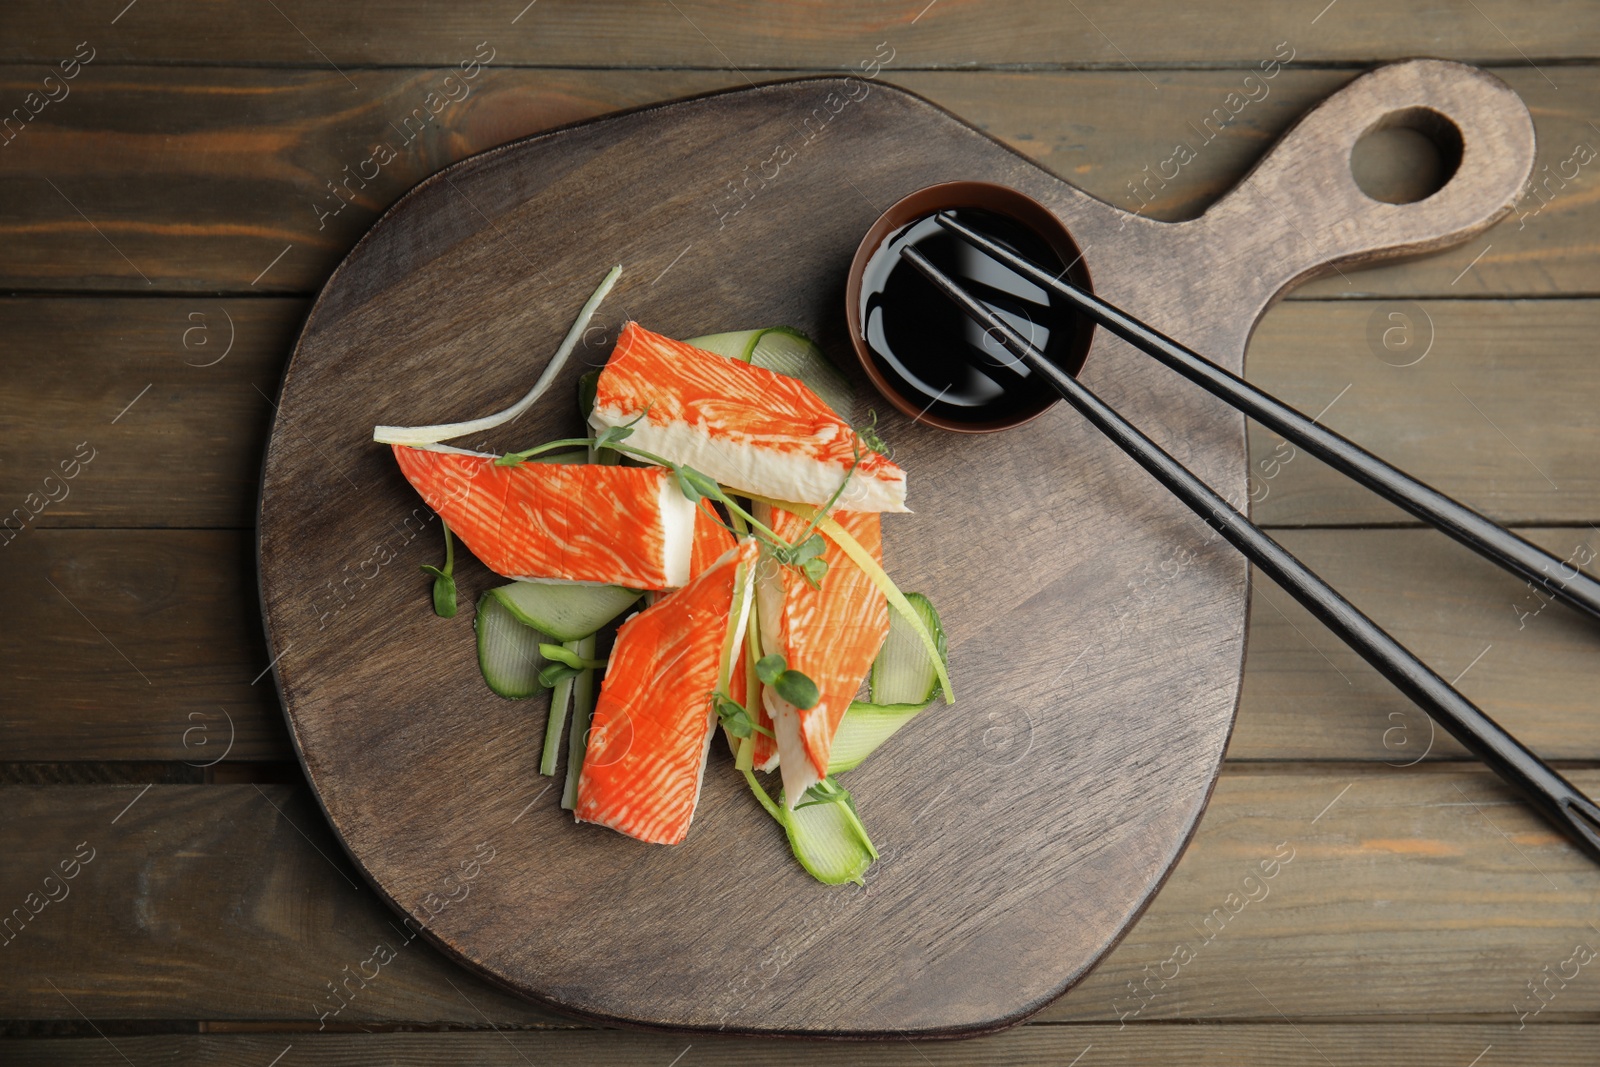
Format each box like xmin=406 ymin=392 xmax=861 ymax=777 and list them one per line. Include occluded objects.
xmin=475 ymin=593 xmax=549 ymax=699
xmin=560 ymin=633 xmax=600 ymax=810
xmin=869 ymin=591 xmax=948 ymax=705
xmin=740 ymin=769 xmax=876 ymax=886
xmin=540 ymin=640 xmax=580 ymax=776
xmin=781 ymin=792 xmax=876 ymax=885
xmin=686 ymin=327 xmax=854 ymax=417
xmin=683 ymin=330 xmax=758 ymax=361
xmin=827 ymin=701 xmax=930 ymax=774
xmin=488 ymin=581 xmax=640 ymax=643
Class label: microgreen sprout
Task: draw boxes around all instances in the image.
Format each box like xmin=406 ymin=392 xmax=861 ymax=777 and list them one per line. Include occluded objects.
xmin=756 ymin=652 xmax=820 ymax=710
xmin=539 ymin=643 xmax=608 ymax=671
xmin=857 ymin=409 xmax=892 ymax=459
xmin=794 ymin=776 xmax=857 ymax=812
xmin=418 ymin=521 xmax=458 ymax=617
xmin=492 ymin=436 xmax=599 ymax=466
xmin=714 ymin=693 xmax=774 ymax=739
xmin=769 ymin=434 xmax=864 ymax=589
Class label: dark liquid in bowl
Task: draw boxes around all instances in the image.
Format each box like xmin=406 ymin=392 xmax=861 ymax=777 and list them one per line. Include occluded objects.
xmin=857 ymin=208 xmax=1083 ymax=426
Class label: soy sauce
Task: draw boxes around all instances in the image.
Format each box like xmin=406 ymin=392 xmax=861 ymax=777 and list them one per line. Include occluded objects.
xmin=857 ymin=208 xmax=1082 ymax=426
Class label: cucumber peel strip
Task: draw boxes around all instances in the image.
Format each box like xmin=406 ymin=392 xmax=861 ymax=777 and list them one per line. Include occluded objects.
xmin=827 ymin=700 xmax=930 ymax=774
xmin=488 ymin=581 xmax=641 ymax=643
xmin=741 ymin=768 xmax=876 ymax=886
xmin=869 ymin=591 xmax=948 ymax=705
xmin=373 ymin=265 xmax=621 ymax=446
xmin=560 ymin=632 xmax=600 ymax=810
xmin=541 ymin=641 xmax=580 ymax=775
xmin=747 ymin=496 xmax=953 ymax=704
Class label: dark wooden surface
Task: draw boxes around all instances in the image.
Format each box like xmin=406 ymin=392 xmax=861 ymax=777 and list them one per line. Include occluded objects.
xmin=3 ymin=2 xmax=1598 ymax=1061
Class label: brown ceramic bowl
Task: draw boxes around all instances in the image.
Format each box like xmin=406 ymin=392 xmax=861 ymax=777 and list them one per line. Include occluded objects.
xmin=844 ymin=181 xmax=1096 ymax=433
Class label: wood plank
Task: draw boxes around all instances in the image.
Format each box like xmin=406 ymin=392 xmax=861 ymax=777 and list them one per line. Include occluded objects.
xmin=0 ymin=530 xmax=289 ymax=763
xmin=916 ymin=68 xmax=1600 ymax=300
xmin=4 ymin=1 xmax=1595 ymax=67
xmin=3 ymin=772 xmax=1598 ymax=1023
xmin=5 ymin=296 xmax=1592 ymax=530
xmin=6 ymin=525 xmax=1597 ymax=764
xmin=1247 ymin=300 xmax=1600 ymax=526
xmin=0 ymin=297 xmax=299 ymax=530
xmin=6 ymin=1025 xmax=1600 ymax=1066
xmin=1235 ymin=527 xmax=1600 ymax=762
xmin=4 ymin=66 xmax=1596 ymax=296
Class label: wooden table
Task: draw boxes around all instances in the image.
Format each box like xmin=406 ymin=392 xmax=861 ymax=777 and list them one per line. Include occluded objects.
xmin=4 ymin=3 xmax=1598 ymax=1062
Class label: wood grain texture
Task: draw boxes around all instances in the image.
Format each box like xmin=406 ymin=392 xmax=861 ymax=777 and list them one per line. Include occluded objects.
xmin=1247 ymin=300 xmax=1600 ymax=527
xmin=6 ymin=294 xmax=1597 ymax=531
xmin=4 ymin=772 xmax=1598 ymax=1024
xmin=0 ymin=531 xmax=289 ymax=763
xmin=254 ymin=64 xmax=1530 ymax=1035
xmin=7 ymin=1025 xmax=1600 ymax=1066
xmin=5 ymin=66 xmax=1595 ymax=296
xmin=1234 ymin=527 xmax=1600 ymax=762
xmin=4 ymin=1 xmax=1597 ymax=67
xmin=0 ymin=297 xmax=298 ymax=530
xmin=6 ymin=526 xmax=1597 ymax=764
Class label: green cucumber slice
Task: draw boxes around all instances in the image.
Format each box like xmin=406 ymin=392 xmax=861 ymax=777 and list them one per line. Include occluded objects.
xmin=487 ymin=582 xmax=641 ymax=643
xmin=540 ymin=640 xmax=580 ymax=776
xmin=827 ymin=701 xmax=930 ymax=774
xmin=868 ymin=591 xmax=948 ymax=706
xmin=475 ymin=592 xmax=548 ymax=699
xmin=686 ymin=327 xmax=854 ymax=417
xmin=740 ymin=769 xmax=876 ymax=886
xmin=682 ymin=330 xmax=757 ymax=361
xmin=560 ymin=633 xmax=600 ymax=810
xmin=781 ymin=792 xmax=876 ymax=885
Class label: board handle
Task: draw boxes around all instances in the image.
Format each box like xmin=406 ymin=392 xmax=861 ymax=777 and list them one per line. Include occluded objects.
xmin=1198 ymin=59 xmax=1535 ymax=291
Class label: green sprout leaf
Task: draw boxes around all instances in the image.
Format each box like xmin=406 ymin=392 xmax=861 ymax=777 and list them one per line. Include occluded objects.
xmin=857 ymin=409 xmax=891 ymax=458
xmin=774 ymin=668 xmax=820 ymax=710
xmin=714 ymin=694 xmax=774 ymax=740
xmin=795 ymin=776 xmax=857 ymax=811
xmin=674 ymin=465 xmax=724 ymax=504
xmin=419 ymin=522 xmax=457 ymax=617
xmin=754 ymin=652 xmax=820 ymax=708
xmin=594 ymin=423 xmax=635 ymax=451
xmin=756 ymin=653 xmax=786 ymax=686
xmin=799 ymin=556 xmax=829 ymax=590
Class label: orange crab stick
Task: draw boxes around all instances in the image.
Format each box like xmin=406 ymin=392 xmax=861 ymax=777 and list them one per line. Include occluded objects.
xmin=590 ymin=323 xmax=909 ymax=513
xmin=754 ymin=505 xmax=889 ymax=804
xmin=391 ymin=445 xmax=697 ymax=589
xmin=575 ymin=539 xmax=759 ymax=845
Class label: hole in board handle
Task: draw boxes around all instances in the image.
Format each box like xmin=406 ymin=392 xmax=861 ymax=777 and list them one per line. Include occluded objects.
xmin=1350 ymin=106 xmax=1465 ymax=205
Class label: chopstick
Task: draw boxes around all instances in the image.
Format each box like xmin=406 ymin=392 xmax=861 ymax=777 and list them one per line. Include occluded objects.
xmin=901 ymin=242 xmax=1600 ymax=864
xmin=933 ymin=211 xmax=1600 ymax=626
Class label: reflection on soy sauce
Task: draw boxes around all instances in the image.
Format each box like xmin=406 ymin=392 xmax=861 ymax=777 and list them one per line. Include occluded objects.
xmin=857 ymin=208 xmax=1081 ymax=426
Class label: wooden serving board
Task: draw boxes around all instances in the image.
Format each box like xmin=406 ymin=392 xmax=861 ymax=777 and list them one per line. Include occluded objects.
xmin=258 ymin=60 xmax=1533 ymax=1038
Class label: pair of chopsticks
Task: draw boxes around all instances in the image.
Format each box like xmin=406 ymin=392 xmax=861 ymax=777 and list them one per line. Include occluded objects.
xmin=903 ymin=212 xmax=1600 ymax=863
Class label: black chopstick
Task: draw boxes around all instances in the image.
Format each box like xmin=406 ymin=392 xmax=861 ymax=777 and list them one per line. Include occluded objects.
xmin=901 ymin=243 xmax=1600 ymax=865
xmin=934 ymin=211 xmax=1600 ymax=626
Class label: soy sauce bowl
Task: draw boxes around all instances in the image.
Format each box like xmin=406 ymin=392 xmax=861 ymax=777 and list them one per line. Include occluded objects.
xmin=845 ymin=181 xmax=1096 ymax=434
